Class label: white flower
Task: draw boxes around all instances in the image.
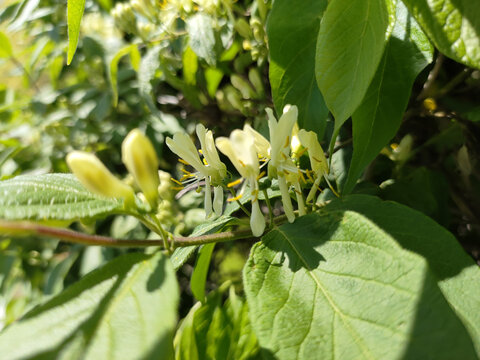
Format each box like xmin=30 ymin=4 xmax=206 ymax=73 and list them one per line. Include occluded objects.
xmin=166 ymin=125 xmax=226 ymax=217
xmin=298 ymin=129 xmax=329 ymax=203
xmin=66 ymin=151 xmax=135 ymax=205
xmin=122 ymin=129 xmax=160 ymax=208
xmin=216 ymin=129 xmax=266 ymax=237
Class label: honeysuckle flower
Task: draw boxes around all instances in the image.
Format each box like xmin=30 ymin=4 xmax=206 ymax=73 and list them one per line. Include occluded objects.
xmin=166 ymin=125 xmax=226 ymax=218
xmin=216 ymin=129 xmax=266 ymax=237
xmin=243 ymin=124 xmax=270 ymax=159
xmin=66 ymin=151 xmax=135 ymax=205
xmin=298 ymin=129 xmax=329 ymax=203
xmin=122 ymin=129 xmax=160 ymax=208
xmin=265 ymin=105 xmax=299 ymax=223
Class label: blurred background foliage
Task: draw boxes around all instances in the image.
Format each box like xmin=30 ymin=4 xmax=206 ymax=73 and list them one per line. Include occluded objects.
xmin=0 ymin=0 xmax=479 ymax=335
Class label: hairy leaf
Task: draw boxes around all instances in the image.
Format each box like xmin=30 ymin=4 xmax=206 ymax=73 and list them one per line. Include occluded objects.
xmin=244 ymin=195 xmax=478 ymax=359
xmin=401 ymin=0 xmax=480 ymax=69
xmin=0 ymin=252 xmax=178 ymax=359
xmin=268 ymin=0 xmax=329 ymax=138
xmin=67 ymin=0 xmax=86 ymax=64
xmin=187 ymin=14 xmax=216 ymax=66
xmin=316 ymin=0 xmax=395 ymax=131
xmin=343 ymin=1 xmax=434 ymax=194
xmin=0 ymin=174 xmax=123 ymax=221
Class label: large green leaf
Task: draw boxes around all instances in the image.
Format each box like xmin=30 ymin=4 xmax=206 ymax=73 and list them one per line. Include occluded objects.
xmin=267 ymin=0 xmax=329 ymax=138
xmin=315 ymin=0 xmax=395 ymax=132
xmin=174 ymin=286 xmax=259 ymax=360
xmin=67 ymin=0 xmax=86 ymax=65
xmin=191 ymin=243 xmax=215 ymax=302
xmin=0 ymin=174 xmax=124 ymax=221
xmin=342 ymin=2 xmax=434 ymax=194
xmin=401 ymin=0 xmax=480 ymax=69
xmin=244 ymin=195 xmax=479 ymax=359
xmin=0 ymin=251 xmax=179 ymax=359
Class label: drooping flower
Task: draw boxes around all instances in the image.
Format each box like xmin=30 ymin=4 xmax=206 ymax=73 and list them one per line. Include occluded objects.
xmin=216 ymin=129 xmax=266 ymax=237
xmin=166 ymin=125 xmax=226 ymax=217
xmin=122 ymin=129 xmax=160 ymax=208
xmin=298 ymin=129 xmax=329 ymax=203
xmin=66 ymin=151 xmax=135 ymax=205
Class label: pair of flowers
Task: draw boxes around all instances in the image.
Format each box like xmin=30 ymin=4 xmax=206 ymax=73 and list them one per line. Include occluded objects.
xmin=166 ymin=105 xmax=329 ymax=237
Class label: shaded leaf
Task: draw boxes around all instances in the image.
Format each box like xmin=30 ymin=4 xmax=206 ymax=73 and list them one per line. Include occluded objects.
xmin=244 ymin=195 xmax=478 ymax=359
xmin=343 ymin=1 xmax=434 ymax=194
xmin=0 ymin=252 xmax=179 ymax=359
xmin=191 ymin=243 xmax=215 ymax=302
xmin=268 ymin=0 xmax=329 ymax=138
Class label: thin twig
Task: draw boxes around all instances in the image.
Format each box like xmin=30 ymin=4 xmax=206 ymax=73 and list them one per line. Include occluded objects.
xmin=417 ymin=53 xmax=444 ymax=100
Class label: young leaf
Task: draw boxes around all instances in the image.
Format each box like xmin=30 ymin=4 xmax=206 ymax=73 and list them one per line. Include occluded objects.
xmin=401 ymin=0 xmax=480 ymax=69
xmin=67 ymin=0 xmax=86 ymax=65
xmin=244 ymin=195 xmax=479 ymax=359
xmin=342 ymin=1 xmax=434 ymax=194
xmin=175 ymin=287 xmax=259 ymax=360
xmin=315 ymin=0 xmax=396 ymax=131
xmin=0 ymin=174 xmax=124 ymax=221
xmin=0 ymin=252 xmax=179 ymax=359
xmin=190 ymin=243 xmax=215 ymax=302
xmin=267 ymin=0 xmax=329 ymax=138
xmin=186 ymin=14 xmax=217 ymax=66
xmin=0 ymin=31 xmax=13 ymax=58
xmin=109 ymin=44 xmax=140 ymax=107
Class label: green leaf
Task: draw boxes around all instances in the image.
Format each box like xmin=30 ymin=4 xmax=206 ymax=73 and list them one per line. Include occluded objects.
xmin=183 ymin=46 xmax=198 ymax=86
xmin=268 ymin=0 xmax=329 ymax=138
xmin=67 ymin=0 xmax=86 ymax=65
xmin=0 ymin=252 xmax=179 ymax=359
xmin=190 ymin=243 xmax=215 ymax=303
xmin=175 ymin=286 xmax=259 ymax=360
xmin=205 ymin=67 xmax=223 ymax=98
xmin=171 ymin=215 xmax=239 ymax=270
xmin=0 ymin=31 xmax=12 ymax=58
xmin=244 ymin=195 xmax=479 ymax=359
xmin=343 ymin=1 xmax=434 ymax=194
xmin=315 ymin=0 xmax=396 ymax=131
xmin=186 ymin=13 xmax=217 ymax=66
xmin=401 ymin=0 xmax=480 ymax=69
xmin=109 ymin=44 xmax=140 ymax=107
xmin=0 ymin=174 xmax=123 ymax=221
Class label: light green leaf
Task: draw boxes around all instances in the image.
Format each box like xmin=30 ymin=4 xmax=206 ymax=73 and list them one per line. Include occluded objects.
xmin=138 ymin=45 xmax=162 ymax=113
xmin=183 ymin=46 xmax=198 ymax=85
xmin=343 ymin=1 xmax=434 ymax=194
xmin=268 ymin=0 xmax=329 ymax=138
xmin=401 ymin=0 xmax=480 ymax=69
xmin=175 ymin=286 xmax=259 ymax=360
xmin=186 ymin=13 xmax=216 ymax=66
xmin=316 ymin=0 xmax=396 ymax=132
xmin=244 ymin=195 xmax=478 ymax=359
xmin=191 ymin=243 xmax=215 ymax=302
xmin=0 ymin=252 xmax=179 ymax=359
xmin=67 ymin=0 xmax=86 ymax=65
xmin=0 ymin=31 xmax=13 ymax=58
xmin=0 ymin=174 xmax=123 ymax=221
xmin=109 ymin=44 xmax=140 ymax=107
xmin=205 ymin=67 xmax=223 ymax=98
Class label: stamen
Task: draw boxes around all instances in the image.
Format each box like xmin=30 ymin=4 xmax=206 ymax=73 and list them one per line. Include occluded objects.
xmin=171 ymin=186 xmax=184 ymax=190
xmin=238 ymin=159 xmax=246 ymax=167
xmin=298 ymin=170 xmax=307 ymax=184
xmin=256 ymin=171 xmax=266 ymax=180
xmin=284 ymin=135 xmax=290 ymax=148
xmin=180 ymin=168 xmax=192 ymax=175
xmin=296 ymin=147 xmax=308 ymax=157
xmin=227 ymin=193 xmax=243 ymax=202
xmin=203 ymin=158 xmax=208 ymax=165
xmin=306 ymin=170 xmax=315 ymax=183
xmin=198 ymin=149 xmax=203 ymax=154
xmin=312 ymin=156 xmax=324 ymax=163
xmin=178 ymin=159 xmax=190 ymax=165
xmin=227 ymin=178 xmax=243 ymax=187
xmin=170 ymin=178 xmax=183 ymax=185
xmin=252 ymin=189 xmax=259 ymax=200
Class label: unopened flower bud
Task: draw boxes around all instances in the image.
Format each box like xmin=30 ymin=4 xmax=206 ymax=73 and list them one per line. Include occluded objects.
xmin=250 ymin=199 xmax=265 ymax=237
xmin=66 ymin=151 xmax=135 ymax=204
xmin=122 ymin=129 xmax=160 ymax=208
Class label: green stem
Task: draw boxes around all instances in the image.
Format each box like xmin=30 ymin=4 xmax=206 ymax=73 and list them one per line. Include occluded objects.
xmin=228 ymin=188 xmax=251 ymax=217
xmin=262 ymin=189 xmax=274 ymax=227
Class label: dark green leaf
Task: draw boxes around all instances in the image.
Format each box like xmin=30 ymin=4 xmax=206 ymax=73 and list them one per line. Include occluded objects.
xmin=0 ymin=252 xmax=179 ymax=359
xmin=267 ymin=0 xmax=329 ymax=138
xmin=244 ymin=195 xmax=479 ymax=359
xmin=316 ymin=0 xmax=395 ymax=130
xmin=0 ymin=174 xmax=124 ymax=221
xmin=343 ymin=1 xmax=433 ymax=194
xmin=401 ymin=0 xmax=480 ymax=69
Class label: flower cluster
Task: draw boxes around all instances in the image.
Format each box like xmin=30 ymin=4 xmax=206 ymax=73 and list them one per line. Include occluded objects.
xmin=167 ymin=105 xmax=330 ymax=236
